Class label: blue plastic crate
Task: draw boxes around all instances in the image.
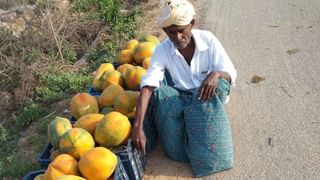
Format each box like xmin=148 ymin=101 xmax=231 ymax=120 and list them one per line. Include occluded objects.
xmin=23 ymin=169 xmax=46 ymax=180
xmin=70 ymin=116 xmax=76 ymax=122
xmin=38 ymin=143 xmax=53 ymax=168
xmin=29 ymin=158 xmax=128 ymax=180
xmin=88 ymin=86 xmax=101 ymax=96
xmin=114 ymin=156 xmax=130 ymax=180
xmin=114 ymin=139 xmax=146 ymax=180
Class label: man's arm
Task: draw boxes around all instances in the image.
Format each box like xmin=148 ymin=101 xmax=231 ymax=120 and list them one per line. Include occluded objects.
xmin=131 ymin=86 xmax=155 ymax=154
xmin=198 ymin=71 xmax=231 ymax=100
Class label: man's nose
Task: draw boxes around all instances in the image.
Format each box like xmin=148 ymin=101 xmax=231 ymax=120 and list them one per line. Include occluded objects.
xmin=175 ymin=32 xmax=183 ymax=41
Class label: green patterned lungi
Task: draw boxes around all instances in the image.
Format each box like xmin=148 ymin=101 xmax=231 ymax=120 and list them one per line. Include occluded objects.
xmin=143 ymin=78 xmax=233 ymax=177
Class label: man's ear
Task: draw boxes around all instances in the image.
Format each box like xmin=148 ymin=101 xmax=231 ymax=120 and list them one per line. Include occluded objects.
xmin=190 ymin=19 xmax=195 ymax=27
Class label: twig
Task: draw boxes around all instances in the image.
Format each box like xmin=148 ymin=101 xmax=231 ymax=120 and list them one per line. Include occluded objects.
xmin=47 ymin=9 xmax=65 ymax=61
xmin=0 ymin=70 xmax=12 ymax=81
xmin=73 ymin=25 xmax=110 ymax=67
xmin=57 ymin=9 xmax=68 ymax=33
xmin=0 ymin=51 xmax=11 ymax=65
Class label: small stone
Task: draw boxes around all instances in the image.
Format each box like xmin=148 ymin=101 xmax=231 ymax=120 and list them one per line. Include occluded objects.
xmin=251 ymin=75 xmax=266 ymax=84
xmin=287 ymin=48 xmax=299 ymax=55
xmin=63 ymin=109 xmax=70 ymax=114
xmin=268 ymin=137 xmax=274 ymax=147
xmin=11 ymin=17 xmax=26 ymax=37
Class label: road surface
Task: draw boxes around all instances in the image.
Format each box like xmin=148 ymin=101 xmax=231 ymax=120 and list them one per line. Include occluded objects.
xmin=144 ymin=0 xmax=320 ymax=179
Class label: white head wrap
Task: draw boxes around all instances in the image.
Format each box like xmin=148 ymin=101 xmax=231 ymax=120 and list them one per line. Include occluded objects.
xmin=158 ymin=0 xmax=195 ymax=28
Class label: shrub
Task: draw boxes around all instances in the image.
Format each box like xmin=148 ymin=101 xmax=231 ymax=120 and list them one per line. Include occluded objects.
xmin=34 ymin=71 xmax=90 ymax=103
xmin=14 ymin=99 xmax=44 ymax=128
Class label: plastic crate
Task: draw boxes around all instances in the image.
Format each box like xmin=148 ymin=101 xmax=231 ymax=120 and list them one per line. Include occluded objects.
xmin=114 ymin=156 xmax=130 ymax=180
xmin=28 ymin=158 xmax=128 ymax=180
xmin=38 ymin=143 xmax=53 ymax=168
xmin=114 ymin=139 xmax=146 ymax=180
xmin=88 ymin=86 xmax=101 ymax=96
xmin=23 ymin=169 xmax=46 ymax=180
xmin=70 ymin=116 xmax=76 ymax=122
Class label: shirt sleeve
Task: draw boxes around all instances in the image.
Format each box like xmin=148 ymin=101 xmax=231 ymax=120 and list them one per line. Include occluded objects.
xmin=140 ymin=45 xmax=166 ymax=88
xmin=210 ymin=34 xmax=237 ymax=87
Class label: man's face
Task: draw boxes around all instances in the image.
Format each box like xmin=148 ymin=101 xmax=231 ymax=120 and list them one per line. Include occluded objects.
xmin=163 ymin=20 xmax=194 ymax=49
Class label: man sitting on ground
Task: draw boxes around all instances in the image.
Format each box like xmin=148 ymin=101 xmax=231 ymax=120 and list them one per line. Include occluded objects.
xmin=132 ymin=0 xmax=237 ymax=177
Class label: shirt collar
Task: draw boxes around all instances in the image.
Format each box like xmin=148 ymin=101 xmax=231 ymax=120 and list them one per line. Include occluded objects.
xmin=168 ymin=29 xmax=209 ymax=55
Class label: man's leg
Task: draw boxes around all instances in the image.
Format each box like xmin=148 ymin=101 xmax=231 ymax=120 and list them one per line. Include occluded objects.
xmin=184 ymin=79 xmax=234 ymax=177
xmin=144 ymin=85 xmax=188 ymax=162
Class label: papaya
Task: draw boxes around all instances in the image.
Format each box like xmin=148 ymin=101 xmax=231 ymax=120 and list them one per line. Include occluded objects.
xmin=73 ymin=113 xmax=104 ymax=135
xmin=47 ymin=116 xmax=72 ymax=149
xmin=142 ymin=57 xmax=151 ymax=70
xmin=140 ymin=34 xmax=160 ymax=45
xmin=44 ymin=154 xmax=79 ymax=180
xmin=124 ymin=66 xmax=147 ymax=90
xmin=70 ymin=93 xmax=99 ymax=120
xmin=116 ymin=49 xmax=134 ymax=64
xmin=132 ymin=42 xmax=156 ymax=65
xmin=79 ymin=147 xmax=118 ymax=180
xmin=56 ymin=175 xmax=86 ymax=180
xmin=59 ymin=128 xmax=95 ymax=159
xmin=99 ymin=70 xmax=124 ymax=91
xmin=94 ymin=112 xmax=131 ymax=148
xmin=113 ymin=91 xmax=140 ymax=116
xmin=125 ymin=39 xmax=139 ymax=50
xmin=98 ymin=84 xmax=124 ymax=108
xmin=92 ymin=63 xmax=115 ymax=91
xmin=34 ymin=174 xmax=45 ymax=180
xmin=116 ymin=63 xmax=134 ymax=77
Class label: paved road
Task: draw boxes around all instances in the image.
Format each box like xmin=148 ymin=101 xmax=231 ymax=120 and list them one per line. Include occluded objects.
xmin=144 ymin=1 xmax=320 ymax=179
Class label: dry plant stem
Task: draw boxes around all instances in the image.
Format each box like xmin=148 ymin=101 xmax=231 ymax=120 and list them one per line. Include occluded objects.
xmin=0 ymin=70 xmax=12 ymax=81
xmin=47 ymin=9 xmax=65 ymax=61
xmin=57 ymin=9 xmax=68 ymax=33
xmin=73 ymin=26 xmax=109 ymax=67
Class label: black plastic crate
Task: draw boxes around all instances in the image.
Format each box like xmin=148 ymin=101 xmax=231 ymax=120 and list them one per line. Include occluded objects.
xmin=23 ymin=169 xmax=46 ymax=180
xmin=38 ymin=143 xmax=53 ymax=168
xmin=114 ymin=139 xmax=146 ymax=180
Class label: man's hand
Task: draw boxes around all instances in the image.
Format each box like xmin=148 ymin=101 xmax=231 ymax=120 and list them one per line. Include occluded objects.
xmin=131 ymin=123 xmax=147 ymax=155
xmin=131 ymin=86 xmax=154 ymax=154
xmin=198 ymin=71 xmax=221 ymax=100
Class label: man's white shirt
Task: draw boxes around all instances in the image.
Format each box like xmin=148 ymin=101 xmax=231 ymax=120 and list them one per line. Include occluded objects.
xmin=141 ymin=29 xmax=237 ymax=94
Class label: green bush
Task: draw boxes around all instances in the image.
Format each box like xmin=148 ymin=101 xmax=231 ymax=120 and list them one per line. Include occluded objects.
xmin=98 ymin=0 xmax=121 ymax=24
xmin=34 ymin=71 xmax=90 ymax=103
xmin=75 ymin=0 xmax=94 ymax=11
xmin=14 ymin=99 xmax=44 ymax=128
xmin=0 ymin=150 xmax=38 ymax=178
xmin=62 ymin=43 xmax=78 ymax=63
